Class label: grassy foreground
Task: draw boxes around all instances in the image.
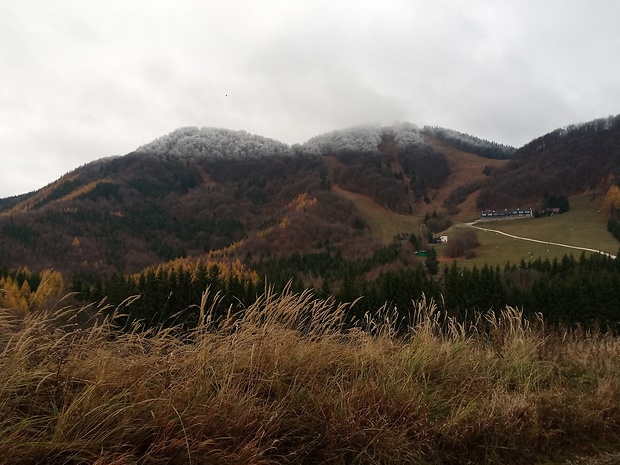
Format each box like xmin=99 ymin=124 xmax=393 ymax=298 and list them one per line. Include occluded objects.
xmin=2 ymin=290 xmax=620 ymax=464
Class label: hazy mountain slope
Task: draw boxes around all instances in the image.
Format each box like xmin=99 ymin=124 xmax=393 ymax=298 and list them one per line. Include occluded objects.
xmin=312 ymin=124 xmax=453 ymax=214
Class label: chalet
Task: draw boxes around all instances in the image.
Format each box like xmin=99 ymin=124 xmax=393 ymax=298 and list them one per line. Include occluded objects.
xmin=480 ymin=208 xmax=532 ymax=220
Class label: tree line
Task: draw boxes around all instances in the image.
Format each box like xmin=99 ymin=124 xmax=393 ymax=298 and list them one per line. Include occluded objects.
xmin=66 ymin=247 xmax=620 ymax=332
xmin=421 ymin=126 xmax=516 ymax=159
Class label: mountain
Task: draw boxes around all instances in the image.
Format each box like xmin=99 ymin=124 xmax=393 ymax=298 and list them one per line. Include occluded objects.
xmin=477 ymin=114 xmax=620 ymax=210
xmin=0 ymin=123 xmax=507 ymax=278
xmin=3 ymin=118 xmax=620 ymax=340
xmin=3 ymin=115 xmax=618 ymax=281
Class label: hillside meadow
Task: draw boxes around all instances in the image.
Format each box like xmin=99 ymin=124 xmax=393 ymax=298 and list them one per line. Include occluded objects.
xmin=440 ymin=193 xmax=618 ymax=267
xmin=2 ymin=289 xmax=620 ymax=465
xmin=332 ymin=185 xmax=421 ymax=244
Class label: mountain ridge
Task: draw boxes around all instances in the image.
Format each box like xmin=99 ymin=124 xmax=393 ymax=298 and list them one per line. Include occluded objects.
xmin=0 ymin=116 xmax=617 ymax=279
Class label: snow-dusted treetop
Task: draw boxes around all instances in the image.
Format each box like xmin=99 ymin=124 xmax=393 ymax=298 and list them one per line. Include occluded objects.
xmin=292 ymin=122 xmax=435 ymax=157
xmin=421 ymin=126 xmax=515 ymax=159
xmin=135 ymin=127 xmax=293 ymax=159
xmin=297 ymin=124 xmax=383 ymax=156
xmin=133 ymin=120 xmax=522 ymax=162
xmin=390 ymin=122 xmax=431 ymax=152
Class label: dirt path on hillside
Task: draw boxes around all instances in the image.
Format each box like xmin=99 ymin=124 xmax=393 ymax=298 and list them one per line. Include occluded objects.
xmin=469 ymin=222 xmax=617 ymax=259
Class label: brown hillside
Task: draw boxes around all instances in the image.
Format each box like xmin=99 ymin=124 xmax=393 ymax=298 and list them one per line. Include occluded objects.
xmin=422 ymin=137 xmax=507 ymax=221
xmin=1 ymin=116 xmax=618 ymax=279
xmin=0 ymin=153 xmax=377 ymax=276
xmin=328 ymin=135 xmax=508 ymax=238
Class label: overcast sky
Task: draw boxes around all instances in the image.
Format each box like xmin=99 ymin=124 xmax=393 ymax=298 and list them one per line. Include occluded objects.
xmin=1 ymin=0 xmax=619 ymax=197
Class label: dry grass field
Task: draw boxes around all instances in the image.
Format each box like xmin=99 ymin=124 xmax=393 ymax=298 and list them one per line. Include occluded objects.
xmin=2 ymin=289 xmax=620 ymax=464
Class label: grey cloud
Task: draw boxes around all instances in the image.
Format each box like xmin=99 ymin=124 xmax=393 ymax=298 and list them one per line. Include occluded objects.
xmin=1 ymin=0 xmax=619 ymax=197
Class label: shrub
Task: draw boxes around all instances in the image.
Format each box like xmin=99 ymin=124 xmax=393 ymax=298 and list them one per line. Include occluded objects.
xmin=445 ymin=229 xmax=480 ymax=258
xmin=424 ymin=211 xmax=452 ymax=234
xmin=464 ymin=248 xmax=477 ymax=259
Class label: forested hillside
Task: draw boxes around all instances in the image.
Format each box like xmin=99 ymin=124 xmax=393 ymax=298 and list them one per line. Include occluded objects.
xmin=0 ymin=151 xmax=382 ymax=277
xmin=0 ymin=123 xmax=489 ymax=277
xmin=477 ymin=114 xmax=620 ymax=209
xmin=136 ymin=127 xmax=293 ymax=159
xmin=0 ymin=117 xmax=619 ymax=332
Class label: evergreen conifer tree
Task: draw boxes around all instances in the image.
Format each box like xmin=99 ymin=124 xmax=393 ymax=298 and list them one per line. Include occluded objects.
xmin=425 ymin=248 xmax=439 ymax=275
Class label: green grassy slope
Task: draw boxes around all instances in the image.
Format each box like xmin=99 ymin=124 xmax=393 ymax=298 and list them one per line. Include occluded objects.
xmin=330 ymin=186 xmax=619 ymax=268
xmin=443 ymin=193 xmax=618 ymax=267
xmin=332 ymin=185 xmax=421 ymax=244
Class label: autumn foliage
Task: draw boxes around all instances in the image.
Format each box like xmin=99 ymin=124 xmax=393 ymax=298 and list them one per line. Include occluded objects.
xmin=0 ymin=269 xmax=64 ymax=317
xmin=606 ymin=184 xmax=620 ymax=218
